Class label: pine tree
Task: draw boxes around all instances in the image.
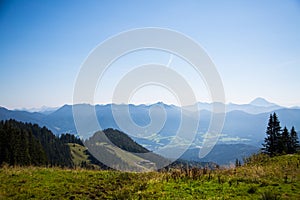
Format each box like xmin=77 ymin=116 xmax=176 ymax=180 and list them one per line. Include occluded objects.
xmin=262 ymin=114 xmax=275 ymax=156
xmin=262 ymin=113 xmax=282 ymax=156
xmin=272 ymin=113 xmax=282 ymax=155
xmin=262 ymin=113 xmax=299 ymax=156
xmin=290 ymin=126 xmax=299 ymax=154
xmin=235 ymin=158 xmax=241 ymax=167
xmin=281 ymin=126 xmax=290 ymax=154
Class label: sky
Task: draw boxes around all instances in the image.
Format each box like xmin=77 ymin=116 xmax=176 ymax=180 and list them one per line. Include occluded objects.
xmin=1 ymin=0 xmax=300 ymax=109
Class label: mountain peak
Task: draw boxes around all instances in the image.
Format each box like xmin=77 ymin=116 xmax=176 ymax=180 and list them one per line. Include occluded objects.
xmin=250 ymin=97 xmax=276 ymax=107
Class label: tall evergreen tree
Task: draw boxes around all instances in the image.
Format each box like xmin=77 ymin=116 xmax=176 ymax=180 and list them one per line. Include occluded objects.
xmin=272 ymin=113 xmax=282 ymax=154
xmin=290 ymin=126 xmax=299 ymax=154
xmin=262 ymin=113 xmax=299 ymax=156
xmin=281 ymin=126 xmax=290 ymax=154
xmin=263 ymin=114 xmax=275 ymax=156
xmin=262 ymin=113 xmax=282 ymax=156
xmin=235 ymin=158 xmax=241 ymax=167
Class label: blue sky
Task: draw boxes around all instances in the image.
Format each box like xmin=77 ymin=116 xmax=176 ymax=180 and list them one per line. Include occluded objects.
xmin=1 ymin=0 xmax=300 ymax=109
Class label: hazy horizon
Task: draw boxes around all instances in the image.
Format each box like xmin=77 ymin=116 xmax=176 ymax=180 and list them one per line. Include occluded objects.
xmin=3 ymin=97 xmax=299 ymax=111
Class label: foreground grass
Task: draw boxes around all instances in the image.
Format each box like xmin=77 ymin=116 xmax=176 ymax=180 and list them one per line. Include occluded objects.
xmin=0 ymin=154 xmax=300 ymax=199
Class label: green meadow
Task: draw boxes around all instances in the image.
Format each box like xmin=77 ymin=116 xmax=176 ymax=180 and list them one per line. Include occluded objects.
xmin=1 ymin=154 xmax=300 ymax=199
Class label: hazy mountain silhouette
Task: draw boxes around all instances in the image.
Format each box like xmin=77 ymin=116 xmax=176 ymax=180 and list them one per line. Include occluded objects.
xmin=0 ymin=98 xmax=299 ymax=150
xmin=180 ymin=144 xmax=259 ymax=165
xmin=250 ymin=97 xmax=278 ymax=107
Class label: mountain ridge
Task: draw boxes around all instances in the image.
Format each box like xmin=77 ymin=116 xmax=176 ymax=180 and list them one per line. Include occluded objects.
xmin=1 ymin=99 xmax=299 ymax=163
xmin=1 ymin=102 xmax=299 ymax=144
xmin=5 ymin=97 xmax=292 ymax=114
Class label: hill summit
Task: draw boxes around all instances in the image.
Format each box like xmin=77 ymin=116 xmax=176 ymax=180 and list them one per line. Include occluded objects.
xmin=250 ymin=97 xmax=277 ymax=107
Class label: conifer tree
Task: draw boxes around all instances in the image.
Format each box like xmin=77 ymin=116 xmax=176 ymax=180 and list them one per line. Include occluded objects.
xmin=281 ymin=126 xmax=290 ymax=154
xmin=290 ymin=126 xmax=299 ymax=153
xmin=262 ymin=113 xmax=299 ymax=156
xmin=272 ymin=113 xmax=282 ymax=154
xmin=262 ymin=113 xmax=282 ymax=156
xmin=263 ymin=114 xmax=275 ymax=156
xmin=235 ymin=158 xmax=241 ymax=167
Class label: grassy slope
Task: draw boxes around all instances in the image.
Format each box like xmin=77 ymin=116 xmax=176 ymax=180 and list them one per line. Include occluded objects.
xmin=68 ymin=142 xmax=150 ymax=171
xmin=68 ymin=143 xmax=89 ymax=166
xmin=0 ymin=154 xmax=300 ymax=199
xmin=69 ymin=141 xmax=166 ymax=172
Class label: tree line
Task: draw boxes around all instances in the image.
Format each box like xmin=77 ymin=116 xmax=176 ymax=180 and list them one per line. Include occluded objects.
xmin=0 ymin=120 xmax=152 ymax=168
xmin=0 ymin=119 xmax=82 ymax=167
xmin=262 ymin=113 xmax=299 ymax=156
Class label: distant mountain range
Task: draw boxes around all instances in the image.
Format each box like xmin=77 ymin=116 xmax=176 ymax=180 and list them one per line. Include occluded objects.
xmin=197 ymin=97 xmax=283 ymax=114
xmin=1 ymin=98 xmax=299 ymax=164
xmin=14 ymin=106 xmax=59 ymax=115
xmin=180 ymin=144 xmax=259 ymax=165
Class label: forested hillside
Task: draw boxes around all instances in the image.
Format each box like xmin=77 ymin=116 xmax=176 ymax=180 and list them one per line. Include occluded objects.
xmin=0 ymin=120 xmax=164 ymax=170
xmin=0 ymin=120 xmax=73 ymax=167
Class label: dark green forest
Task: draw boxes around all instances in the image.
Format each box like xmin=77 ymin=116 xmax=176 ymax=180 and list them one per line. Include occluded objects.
xmin=103 ymin=128 xmax=149 ymax=153
xmin=0 ymin=120 xmax=73 ymax=167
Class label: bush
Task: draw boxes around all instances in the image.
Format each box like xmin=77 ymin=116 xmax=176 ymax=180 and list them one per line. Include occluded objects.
xmin=247 ymin=186 xmax=257 ymax=194
xmin=260 ymin=191 xmax=281 ymax=200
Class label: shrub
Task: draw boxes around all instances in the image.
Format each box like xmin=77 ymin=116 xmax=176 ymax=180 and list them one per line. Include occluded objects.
xmin=260 ymin=191 xmax=281 ymax=200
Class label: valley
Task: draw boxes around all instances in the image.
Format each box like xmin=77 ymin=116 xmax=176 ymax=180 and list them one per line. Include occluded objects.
xmin=1 ymin=98 xmax=299 ymax=165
